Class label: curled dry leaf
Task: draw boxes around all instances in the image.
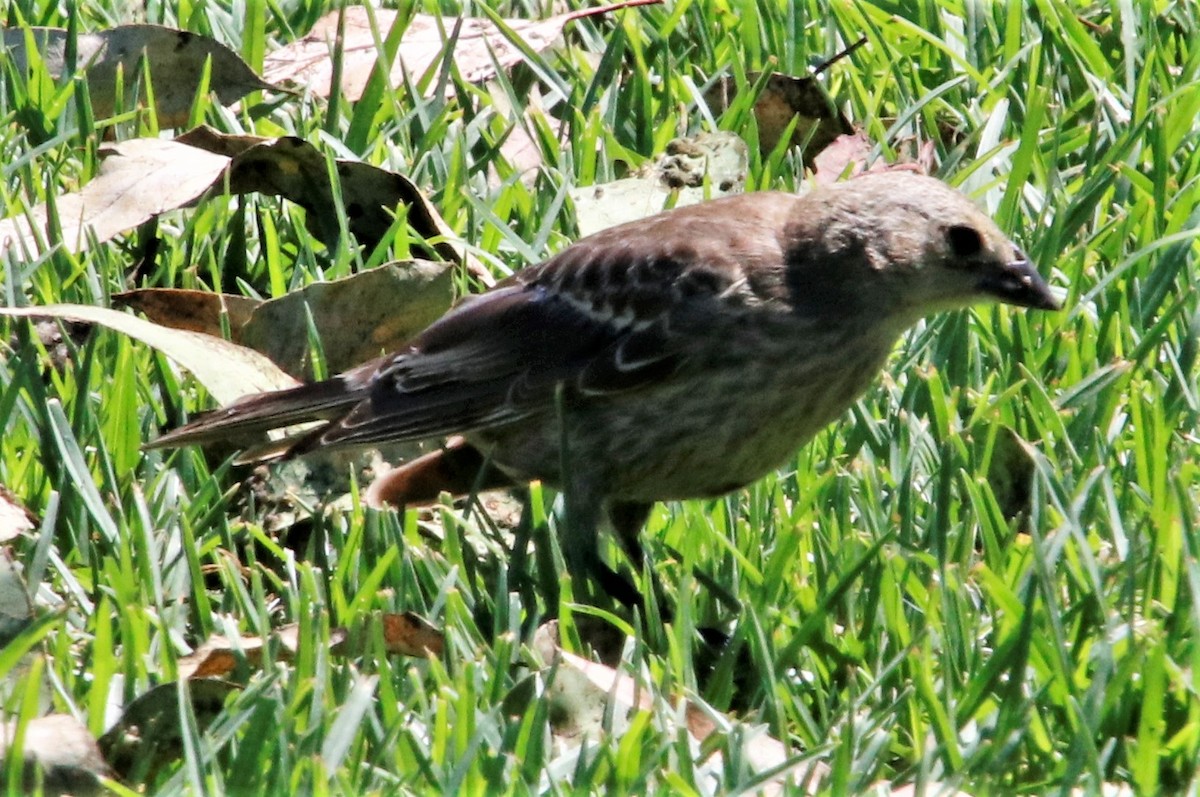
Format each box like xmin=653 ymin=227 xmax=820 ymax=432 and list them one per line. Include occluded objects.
xmin=262 ymin=1 xmax=661 ymax=101
xmin=570 ymin=131 xmax=748 ymax=237
xmin=703 ymin=71 xmax=852 ymax=162
xmin=0 ymin=304 xmax=299 ymax=404
xmin=0 ymin=138 xmax=229 ymax=257
xmin=0 ymin=714 xmax=109 ymax=797
xmin=2 ymin=24 xmax=283 ymax=126
xmin=177 ymin=125 xmax=488 ymax=281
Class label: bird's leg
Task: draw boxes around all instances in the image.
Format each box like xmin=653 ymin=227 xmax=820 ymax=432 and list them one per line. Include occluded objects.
xmin=607 ymin=501 xmax=651 ymax=572
xmin=553 ymin=383 xmax=642 ymax=608
xmin=508 ymin=488 xmax=543 ymax=612
xmin=561 ymin=484 xmax=643 ymax=609
xmin=607 ymin=500 xmax=677 ymax=618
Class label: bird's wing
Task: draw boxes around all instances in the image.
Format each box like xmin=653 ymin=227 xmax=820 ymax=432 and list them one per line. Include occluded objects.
xmin=307 ymin=285 xmax=683 ymax=450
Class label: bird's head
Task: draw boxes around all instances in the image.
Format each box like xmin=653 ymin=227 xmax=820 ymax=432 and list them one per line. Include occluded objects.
xmin=784 ymin=172 xmax=1060 ymax=325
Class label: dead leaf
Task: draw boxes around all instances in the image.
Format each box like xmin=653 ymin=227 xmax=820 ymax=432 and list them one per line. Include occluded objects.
xmin=704 ymin=71 xmax=852 ymax=162
xmin=0 ymin=304 xmax=299 ymax=404
xmin=811 ymin=131 xmax=932 ymax=186
xmin=3 ymin=24 xmax=282 ymax=125
xmin=378 ymin=611 xmax=444 ymax=657
xmin=98 ymin=679 xmax=237 ymax=782
xmin=177 ymin=624 xmax=348 ymax=679
xmin=531 ymin=627 xmax=825 ymax=794
xmin=0 ymin=138 xmax=229 ymax=257
xmin=811 ymin=131 xmax=875 ymax=184
xmin=0 ymin=714 xmax=109 ymax=797
xmin=0 ymin=548 xmax=33 ymax=647
xmin=112 ymin=289 xmax=262 ymax=341
xmin=238 ymin=260 xmax=453 ymax=379
xmin=986 ymin=426 xmax=1037 ymax=523
xmin=263 ymin=2 xmax=660 ymax=100
xmin=177 ymin=126 xmax=488 ymax=281
xmin=570 ymin=131 xmax=748 ymax=237
xmin=0 ymin=486 xmax=36 ymax=543
xmin=0 ymin=129 xmax=488 ymax=284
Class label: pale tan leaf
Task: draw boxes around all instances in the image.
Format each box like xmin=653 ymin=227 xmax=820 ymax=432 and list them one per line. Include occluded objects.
xmin=570 ymin=132 xmax=748 ymax=237
xmin=0 ymin=486 xmax=36 ymax=543
xmin=0 ymin=714 xmax=109 ymax=796
xmin=262 ymin=1 xmax=660 ymax=101
xmin=3 ymin=24 xmax=283 ymax=125
xmin=0 ymin=138 xmax=229 ymax=256
xmin=0 ymin=548 xmax=33 ymax=645
xmin=812 ymin=131 xmax=932 ymax=186
xmin=0 ymin=305 xmax=299 ymax=404
xmin=811 ymin=130 xmax=875 ymax=184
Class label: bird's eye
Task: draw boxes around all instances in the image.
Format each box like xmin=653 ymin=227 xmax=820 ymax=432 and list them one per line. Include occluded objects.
xmin=946 ymin=224 xmax=983 ymax=258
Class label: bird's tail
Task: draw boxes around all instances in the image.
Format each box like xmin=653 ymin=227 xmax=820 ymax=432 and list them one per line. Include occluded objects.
xmin=145 ymin=375 xmax=367 ymax=454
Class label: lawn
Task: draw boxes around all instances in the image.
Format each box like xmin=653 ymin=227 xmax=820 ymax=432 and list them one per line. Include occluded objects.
xmin=1 ymin=1 xmax=1198 ymax=794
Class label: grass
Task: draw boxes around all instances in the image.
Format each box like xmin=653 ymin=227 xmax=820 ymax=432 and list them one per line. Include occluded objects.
xmin=2 ymin=0 xmax=1199 ymax=794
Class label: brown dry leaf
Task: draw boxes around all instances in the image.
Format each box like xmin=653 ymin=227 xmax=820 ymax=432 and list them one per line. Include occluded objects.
xmin=238 ymin=260 xmax=453 ymax=379
xmin=378 ymin=611 xmax=444 ymax=657
xmin=570 ymin=131 xmax=748 ymax=237
xmin=262 ymin=1 xmax=660 ymax=101
xmin=112 ymin=289 xmax=262 ymax=341
xmin=177 ymin=125 xmax=488 ymax=281
xmin=532 ymin=624 xmax=825 ymax=793
xmin=0 ymin=714 xmax=109 ymax=796
xmin=98 ymin=679 xmax=238 ymax=783
xmin=177 ymin=624 xmax=349 ymax=679
xmin=2 ymin=25 xmax=283 ymax=125
xmin=0 ymin=486 xmax=36 ymax=543
xmin=704 ymin=71 xmax=852 ymax=163
xmin=0 ymin=305 xmax=299 ymax=404
xmin=0 ymin=138 xmax=229 ymax=257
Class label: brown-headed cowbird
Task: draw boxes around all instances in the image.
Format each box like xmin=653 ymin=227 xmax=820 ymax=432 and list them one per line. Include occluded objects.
xmin=150 ymin=171 xmax=1060 ymax=606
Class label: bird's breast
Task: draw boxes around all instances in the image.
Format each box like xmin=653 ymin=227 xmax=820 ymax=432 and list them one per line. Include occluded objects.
xmin=474 ymin=316 xmax=899 ymax=504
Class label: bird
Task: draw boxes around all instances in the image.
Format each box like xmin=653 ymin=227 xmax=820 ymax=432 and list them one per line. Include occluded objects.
xmin=149 ymin=171 xmax=1061 ymax=608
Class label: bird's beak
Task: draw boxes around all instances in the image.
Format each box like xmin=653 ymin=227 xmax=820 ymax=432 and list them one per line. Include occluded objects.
xmin=978 ymin=249 xmax=1061 ymax=310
